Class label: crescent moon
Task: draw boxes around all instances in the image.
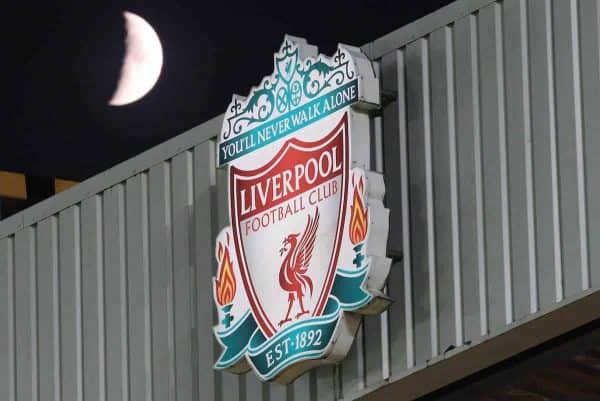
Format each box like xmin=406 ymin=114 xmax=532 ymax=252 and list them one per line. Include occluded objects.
xmin=109 ymin=11 xmax=163 ymax=106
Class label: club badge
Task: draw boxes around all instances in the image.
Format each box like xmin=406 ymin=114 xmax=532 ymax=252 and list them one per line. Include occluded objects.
xmin=212 ymin=36 xmax=391 ymax=383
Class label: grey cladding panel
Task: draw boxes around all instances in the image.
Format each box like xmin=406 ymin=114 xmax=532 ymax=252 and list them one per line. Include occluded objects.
xmin=293 ymin=370 xmax=312 ymax=401
xmin=453 ymin=13 xmax=487 ymax=341
xmin=193 ymin=141 xmax=218 ymax=401
xmin=369 ymin=0 xmax=599 ymax=399
xmin=405 ymin=38 xmax=435 ymax=366
xmin=552 ymin=0 xmax=588 ymax=298
xmin=102 ymin=185 xmax=129 ymax=401
xmin=58 ymin=207 xmax=83 ymax=401
xmin=429 ymin=25 xmax=462 ymax=352
xmin=0 ymin=237 xmax=15 ymax=401
xmin=579 ymin=0 xmax=600 ymax=289
xmin=125 ymin=174 xmax=153 ymax=401
xmin=14 ymin=228 xmax=37 ymax=401
xmin=81 ymin=196 xmax=106 ymax=401
xmin=171 ymin=152 xmax=195 ymax=401
xmin=478 ymin=3 xmax=513 ymax=331
xmin=247 ymin=374 xmax=267 ymax=401
xmin=148 ymin=162 xmax=176 ymax=401
xmin=528 ymin=0 xmax=563 ymax=309
xmin=36 ymin=217 xmax=60 ymax=401
xmin=379 ymin=48 xmax=410 ymax=377
xmin=502 ymin=0 xmax=537 ymax=319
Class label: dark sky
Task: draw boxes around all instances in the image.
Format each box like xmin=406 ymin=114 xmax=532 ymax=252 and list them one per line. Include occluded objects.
xmin=3 ymin=0 xmax=452 ymax=181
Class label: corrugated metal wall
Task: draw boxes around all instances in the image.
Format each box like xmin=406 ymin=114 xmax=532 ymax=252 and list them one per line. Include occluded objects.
xmin=1 ymin=1 xmax=599 ymax=400
xmin=363 ymin=0 xmax=600 ymax=397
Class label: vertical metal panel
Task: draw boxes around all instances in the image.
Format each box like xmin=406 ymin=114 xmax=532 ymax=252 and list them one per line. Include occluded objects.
xmin=355 ymin=1 xmax=598 ymax=398
xmin=0 ymin=236 xmax=15 ymax=401
xmin=429 ymin=25 xmax=462 ymax=353
xmin=478 ymin=2 xmax=513 ymax=330
xmin=270 ymin=382 xmax=288 ymax=401
xmin=36 ymin=217 xmax=60 ymax=401
xmin=380 ymin=49 xmax=411 ymax=376
xmin=364 ymin=295 xmax=384 ymax=383
xmin=315 ymin=366 xmax=335 ymax=401
xmin=553 ymin=0 xmax=589 ymax=298
xmin=528 ymin=0 xmax=563 ymax=308
xmin=125 ymin=174 xmax=153 ymax=401
xmin=58 ymin=206 xmax=83 ymax=401
xmin=453 ymin=13 xmax=487 ymax=341
xmin=405 ymin=37 xmax=435 ymax=366
xmin=247 ymin=378 xmax=266 ymax=401
xmin=81 ymin=196 xmax=106 ymax=401
xmin=171 ymin=152 xmax=195 ymax=401
xmin=14 ymin=227 xmax=37 ymax=401
xmin=293 ymin=370 xmax=312 ymax=401
xmin=340 ymin=287 xmax=362 ymax=401
xmin=503 ymin=0 xmax=537 ymax=318
xmin=148 ymin=162 xmax=176 ymax=401
xmin=102 ymin=184 xmax=129 ymax=401
xmin=340 ymin=339 xmax=360 ymax=397
xmin=579 ymin=0 xmax=600 ymax=289
xmin=192 ymin=141 xmax=218 ymax=401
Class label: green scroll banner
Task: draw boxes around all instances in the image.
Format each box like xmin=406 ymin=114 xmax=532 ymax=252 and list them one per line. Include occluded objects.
xmin=214 ymin=264 xmax=372 ymax=380
xmin=218 ymin=80 xmax=359 ymax=166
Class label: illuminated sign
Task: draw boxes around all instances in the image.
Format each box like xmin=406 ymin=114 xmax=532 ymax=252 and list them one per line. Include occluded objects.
xmin=213 ymin=36 xmax=391 ymax=383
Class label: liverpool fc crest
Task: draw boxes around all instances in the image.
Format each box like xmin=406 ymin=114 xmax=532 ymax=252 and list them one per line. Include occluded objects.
xmin=212 ymin=36 xmax=391 ymax=383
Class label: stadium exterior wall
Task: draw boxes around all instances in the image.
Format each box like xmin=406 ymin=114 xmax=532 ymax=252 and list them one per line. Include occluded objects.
xmin=1 ymin=0 xmax=599 ymax=400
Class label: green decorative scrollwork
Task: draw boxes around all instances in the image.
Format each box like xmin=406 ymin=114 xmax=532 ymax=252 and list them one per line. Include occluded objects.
xmin=222 ymin=40 xmax=356 ymax=140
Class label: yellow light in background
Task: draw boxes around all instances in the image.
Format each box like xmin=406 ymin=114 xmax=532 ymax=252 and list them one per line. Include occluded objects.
xmin=54 ymin=178 xmax=78 ymax=194
xmin=0 ymin=171 xmax=27 ymax=200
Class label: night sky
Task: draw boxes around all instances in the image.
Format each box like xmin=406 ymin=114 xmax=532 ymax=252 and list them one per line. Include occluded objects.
xmin=4 ymin=0 xmax=452 ymax=181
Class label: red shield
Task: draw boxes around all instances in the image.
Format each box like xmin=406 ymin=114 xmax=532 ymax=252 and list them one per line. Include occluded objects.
xmin=230 ymin=113 xmax=349 ymax=338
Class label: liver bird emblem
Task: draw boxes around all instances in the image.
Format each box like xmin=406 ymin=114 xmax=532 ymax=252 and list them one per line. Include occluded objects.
xmin=277 ymin=207 xmax=320 ymax=326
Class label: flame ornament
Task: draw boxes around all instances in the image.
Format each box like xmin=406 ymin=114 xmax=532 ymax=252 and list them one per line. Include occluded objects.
xmin=216 ymin=233 xmax=237 ymax=306
xmin=349 ymin=174 xmax=368 ymax=245
xmin=215 ymin=232 xmax=237 ymax=328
